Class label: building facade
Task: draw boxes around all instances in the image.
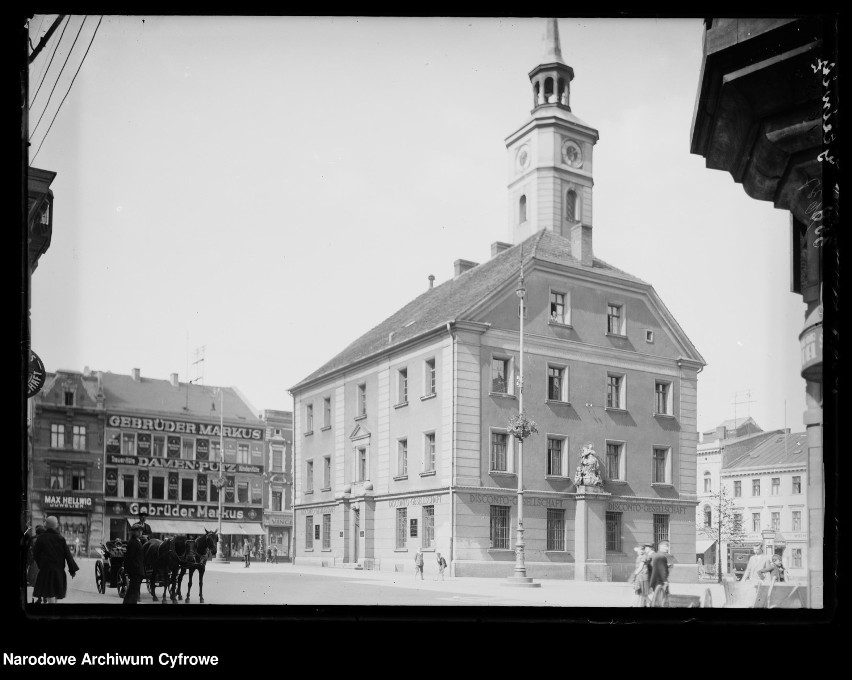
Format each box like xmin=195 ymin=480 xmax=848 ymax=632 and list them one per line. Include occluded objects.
xmin=261 ymin=409 xmax=294 ymax=560
xmin=291 ymin=21 xmax=705 ymax=582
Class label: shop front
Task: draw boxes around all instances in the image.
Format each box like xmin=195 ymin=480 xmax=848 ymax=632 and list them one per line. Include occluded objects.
xmin=263 ymin=512 xmax=293 ymax=561
xmin=41 ymin=491 xmax=100 ymax=557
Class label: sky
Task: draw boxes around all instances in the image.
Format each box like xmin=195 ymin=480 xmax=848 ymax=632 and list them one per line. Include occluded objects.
xmin=26 ymin=16 xmax=808 ymax=437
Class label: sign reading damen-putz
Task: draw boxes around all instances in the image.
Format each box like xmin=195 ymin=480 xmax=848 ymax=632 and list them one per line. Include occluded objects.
xmin=107 ymin=414 xmax=263 ymax=440
xmin=106 ymin=453 xmax=263 ymax=474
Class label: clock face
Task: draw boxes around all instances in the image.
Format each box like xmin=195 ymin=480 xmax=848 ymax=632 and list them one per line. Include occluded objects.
xmin=562 ymin=139 xmax=583 ymax=168
xmin=516 ymin=146 xmax=530 ymax=171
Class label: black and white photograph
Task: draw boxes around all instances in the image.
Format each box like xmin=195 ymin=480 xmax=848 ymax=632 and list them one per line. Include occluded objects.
xmin=16 ymin=13 xmax=837 ymax=646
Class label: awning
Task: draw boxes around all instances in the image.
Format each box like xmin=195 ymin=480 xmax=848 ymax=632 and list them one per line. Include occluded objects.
xmin=144 ymin=519 xmax=213 ymax=535
xmin=216 ymin=522 xmax=265 ymax=535
xmin=696 ymin=539 xmax=717 ymax=554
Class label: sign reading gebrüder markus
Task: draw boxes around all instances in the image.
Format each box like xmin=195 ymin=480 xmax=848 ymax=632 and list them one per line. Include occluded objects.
xmin=106 ymin=500 xmax=263 ymax=522
xmin=106 ymin=414 xmax=264 ymax=440
xmin=106 ymin=454 xmax=263 ymax=474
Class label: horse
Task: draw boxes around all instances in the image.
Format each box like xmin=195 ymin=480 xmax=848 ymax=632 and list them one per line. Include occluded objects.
xmin=173 ymin=529 xmax=218 ymax=604
xmin=141 ymin=537 xmax=180 ymax=603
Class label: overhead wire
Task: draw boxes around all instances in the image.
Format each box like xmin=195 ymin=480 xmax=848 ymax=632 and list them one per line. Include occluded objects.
xmin=29 ymin=15 xmax=87 ymax=143
xmin=31 ymin=15 xmax=103 ymax=164
xmin=30 ymin=15 xmax=72 ymax=111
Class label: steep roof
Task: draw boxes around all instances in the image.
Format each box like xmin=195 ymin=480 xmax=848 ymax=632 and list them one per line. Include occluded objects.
xmin=702 ymin=416 xmax=761 ymax=438
xmin=723 ymin=431 xmax=808 ymax=471
xmin=99 ymin=372 xmax=261 ymax=423
xmin=292 ymin=229 xmax=696 ymax=391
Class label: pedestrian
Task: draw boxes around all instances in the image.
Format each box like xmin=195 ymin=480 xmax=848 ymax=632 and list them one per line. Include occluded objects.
xmin=435 ymin=551 xmax=447 ymax=580
xmin=243 ymin=539 xmax=251 ymax=568
xmin=32 ymin=516 xmax=79 ymax=603
xmin=272 ymin=546 xmax=278 ymax=564
xmin=122 ymin=523 xmax=145 ymax=604
xmin=266 ymin=548 xmax=272 ymax=563
xmin=742 ymin=544 xmax=772 ymax=582
xmin=648 ymin=540 xmax=674 ymax=607
xmin=630 ymin=544 xmax=651 ymax=607
xmin=413 ymin=548 xmax=424 ymax=580
xmin=758 ymin=553 xmax=787 ymax=584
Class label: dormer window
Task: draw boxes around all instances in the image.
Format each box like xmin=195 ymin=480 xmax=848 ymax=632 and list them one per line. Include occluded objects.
xmin=64 ymin=390 xmax=74 ymax=406
xmin=519 ymin=195 xmax=527 ymax=224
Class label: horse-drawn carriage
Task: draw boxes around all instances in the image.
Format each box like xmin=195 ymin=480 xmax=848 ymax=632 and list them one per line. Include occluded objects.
xmin=94 ymin=539 xmax=129 ymax=598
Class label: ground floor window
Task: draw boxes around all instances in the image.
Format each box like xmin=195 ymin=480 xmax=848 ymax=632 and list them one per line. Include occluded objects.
xmin=422 ymin=505 xmax=435 ymax=548
xmin=546 ymin=508 xmax=565 ymax=551
xmin=606 ymin=511 xmax=622 ymax=552
xmin=305 ymin=515 xmax=313 ymax=549
xmin=490 ymin=505 xmax=511 ymax=549
xmin=791 ymin=548 xmax=803 ymax=568
xmin=653 ymin=513 xmax=669 ymax=546
xmin=396 ymin=507 xmax=407 ymax=549
xmin=322 ymin=514 xmax=331 ymax=549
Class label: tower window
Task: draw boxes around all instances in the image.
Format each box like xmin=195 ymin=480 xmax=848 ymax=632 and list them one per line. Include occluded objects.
xmin=544 ymin=77 xmax=555 ymax=103
xmin=565 ymin=190 xmax=577 ymax=222
xmin=519 ymin=195 xmax=527 ymax=224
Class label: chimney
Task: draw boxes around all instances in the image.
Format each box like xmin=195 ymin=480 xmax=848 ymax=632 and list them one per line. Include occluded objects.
xmin=131 ymin=368 xmax=141 ymax=382
xmin=170 ymin=373 xmax=179 ymax=387
xmin=568 ymin=222 xmax=593 ymax=266
xmin=83 ymin=365 xmax=91 ymax=377
xmin=428 ymin=274 xmax=435 ymax=290
xmin=454 ymin=259 xmax=479 ymax=278
xmin=491 ymin=241 xmax=512 ymax=258
xmin=716 ymin=425 xmax=727 ymax=441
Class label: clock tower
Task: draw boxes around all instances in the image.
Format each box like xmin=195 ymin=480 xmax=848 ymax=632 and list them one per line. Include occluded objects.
xmin=505 ymin=19 xmax=599 ymax=265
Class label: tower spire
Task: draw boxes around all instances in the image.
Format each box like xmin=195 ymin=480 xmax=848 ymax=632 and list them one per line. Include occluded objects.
xmin=528 ymin=18 xmax=574 ymax=110
xmin=541 ymin=17 xmax=564 ymax=64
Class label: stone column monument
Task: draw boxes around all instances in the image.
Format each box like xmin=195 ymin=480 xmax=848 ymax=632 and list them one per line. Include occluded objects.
xmin=572 ymin=443 xmax=611 ymax=581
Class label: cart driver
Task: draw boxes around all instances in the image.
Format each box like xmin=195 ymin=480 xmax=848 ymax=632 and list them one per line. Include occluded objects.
xmin=136 ymin=510 xmax=153 ymax=543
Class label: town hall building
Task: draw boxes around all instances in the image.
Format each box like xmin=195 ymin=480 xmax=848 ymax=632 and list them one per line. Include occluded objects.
xmin=290 ymin=20 xmax=705 ymax=581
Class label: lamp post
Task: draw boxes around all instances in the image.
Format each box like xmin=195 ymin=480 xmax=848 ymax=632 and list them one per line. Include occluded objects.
xmin=213 ymin=388 xmax=228 ymax=562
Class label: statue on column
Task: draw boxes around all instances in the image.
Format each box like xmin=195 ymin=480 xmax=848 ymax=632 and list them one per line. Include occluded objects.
xmin=574 ymin=442 xmax=603 ymax=487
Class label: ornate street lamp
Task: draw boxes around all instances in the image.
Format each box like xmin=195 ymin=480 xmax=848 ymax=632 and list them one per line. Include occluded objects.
xmin=212 ymin=388 xmax=229 ymax=562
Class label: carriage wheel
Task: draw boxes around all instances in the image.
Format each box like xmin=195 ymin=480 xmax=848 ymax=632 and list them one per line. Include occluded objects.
xmin=117 ymin=567 xmax=128 ymax=599
xmin=95 ymin=560 xmax=106 ymax=594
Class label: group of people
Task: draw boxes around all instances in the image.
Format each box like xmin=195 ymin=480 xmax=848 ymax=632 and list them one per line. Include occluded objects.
xmin=413 ymin=548 xmax=448 ymax=580
xmin=24 ymin=516 xmax=80 ymax=604
xmin=630 ymin=539 xmax=675 ymax=607
xmin=742 ymin=544 xmax=787 ymax=584
xmin=240 ymin=540 xmax=279 ymax=566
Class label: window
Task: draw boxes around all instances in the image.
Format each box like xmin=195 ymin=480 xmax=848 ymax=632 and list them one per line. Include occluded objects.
xmin=357 ymin=384 xmax=367 ymax=417
xmin=771 ymin=512 xmax=780 ymax=531
xmin=519 ymin=194 xmax=527 ymax=223
xmin=182 ymin=439 xmax=195 ymax=461
xmin=272 ymin=491 xmax=282 ymax=512
xmin=181 ymin=477 xmax=194 ymax=501
xmin=64 ymin=390 xmax=74 ymax=406
xmin=396 ymin=508 xmax=407 ymax=549
xmin=733 ymin=513 xmax=743 ymax=532
xmin=752 ymin=512 xmax=761 ymax=532
xmin=397 ymin=439 xmax=408 ymax=477
xmin=653 ymin=514 xmax=669 ymax=546
xmin=546 ymin=437 xmax=564 ymax=476
xmin=315 ymin=525 xmax=321 ymax=541
xmin=306 ymin=404 xmax=314 ymax=432
xmin=306 ymin=460 xmax=314 ymax=492
xmin=397 ymin=368 xmax=408 ymax=404
xmin=565 ymin=190 xmax=577 ymax=222
xmin=121 ymin=433 xmax=136 ymax=456
xmin=122 ymin=474 xmax=135 ymax=498
xmin=752 ymin=479 xmax=761 ymax=496
xmin=549 ymin=291 xmax=567 ymax=324
xmin=152 ymin=436 xmax=165 ymax=458
xmin=210 ymin=440 xmax=221 ymax=462
xmin=607 ymin=303 xmax=624 ymax=335
xmin=425 ymin=358 xmax=436 ymax=396
xmin=50 ymin=423 xmax=65 ymax=448
xmin=251 ymin=480 xmax=262 ymax=504
xmin=547 ymin=365 xmax=566 ymax=401
xmin=734 ymin=480 xmax=742 ymax=497
xmin=237 ymin=443 xmax=249 ymax=464
xmin=237 ymin=481 xmax=248 ymax=503
xmin=703 ymin=505 xmax=712 ymax=527
xmin=491 ymin=357 xmax=511 ymax=394
xmin=49 ymin=465 xmax=64 ymax=490
xmin=210 ymin=478 xmax=219 ymax=502
xmin=424 ymin=433 xmax=436 ymax=473
xmin=71 ymin=467 xmax=86 ymax=491
xmin=792 ymin=510 xmax=802 ymax=531
xmin=423 ymin=505 xmax=435 ymax=549
xmin=703 ymin=472 xmax=712 ymax=493
xmin=606 ymin=511 xmax=622 ymax=552
xmin=305 ymin=516 xmax=313 ymax=549
xmin=151 ymin=476 xmax=165 ymax=500
xmin=606 ymin=374 xmax=624 ymax=409
xmin=792 ymin=548 xmax=803 ymax=568
xmin=771 ymin=478 xmax=780 ymax=496
xmin=322 ymin=514 xmax=331 ymax=549
xmin=272 ymin=446 xmax=283 ymax=472
xmin=72 ymin=425 xmax=86 ymax=450
xmin=357 ymin=447 xmax=367 ymax=481
xmin=323 ymin=397 xmax=331 ymax=428
xmin=490 ymin=506 xmax=511 ymax=549
xmin=654 ymin=381 xmax=671 ymax=415
xmin=652 ymin=447 xmax=669 ymax=484
xmin=322 ymin=457 xmax=331 ymax=489
xmin=490 ymin=432 xmax=508 ymax=472
xmin=547 ymin=509 xmax=566 ymax=551
xmin=792 ymin=476 xmax=802 ymax=494
xmin=606 ymin=442 xmax=623 ymax=480
xmin=645 ymin=330 xmax=654 ymax=343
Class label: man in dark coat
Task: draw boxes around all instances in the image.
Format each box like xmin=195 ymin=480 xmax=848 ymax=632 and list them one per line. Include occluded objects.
xmin=649 ymin=540 xmax=675 ymax=607
xmin=136 ymin=511 xmax=154 ymax=542
xmin=32 ymin=516 xmax=78 ymax=603
xmin=122 ymin=523 xmax=145 ymax=604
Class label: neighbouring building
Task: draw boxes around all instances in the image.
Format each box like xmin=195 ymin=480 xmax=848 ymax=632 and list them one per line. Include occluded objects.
xmin=261 ymin=409 xmax=294 ymax=560
xmin=691 ymin=16 xmax=831 ymax=607
xmin=290 ymin=20 xmax=705 ymax=582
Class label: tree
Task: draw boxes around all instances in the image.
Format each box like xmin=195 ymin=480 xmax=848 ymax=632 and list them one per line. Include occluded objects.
xmin=697 ymin=484 xmax=748 ymax=583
